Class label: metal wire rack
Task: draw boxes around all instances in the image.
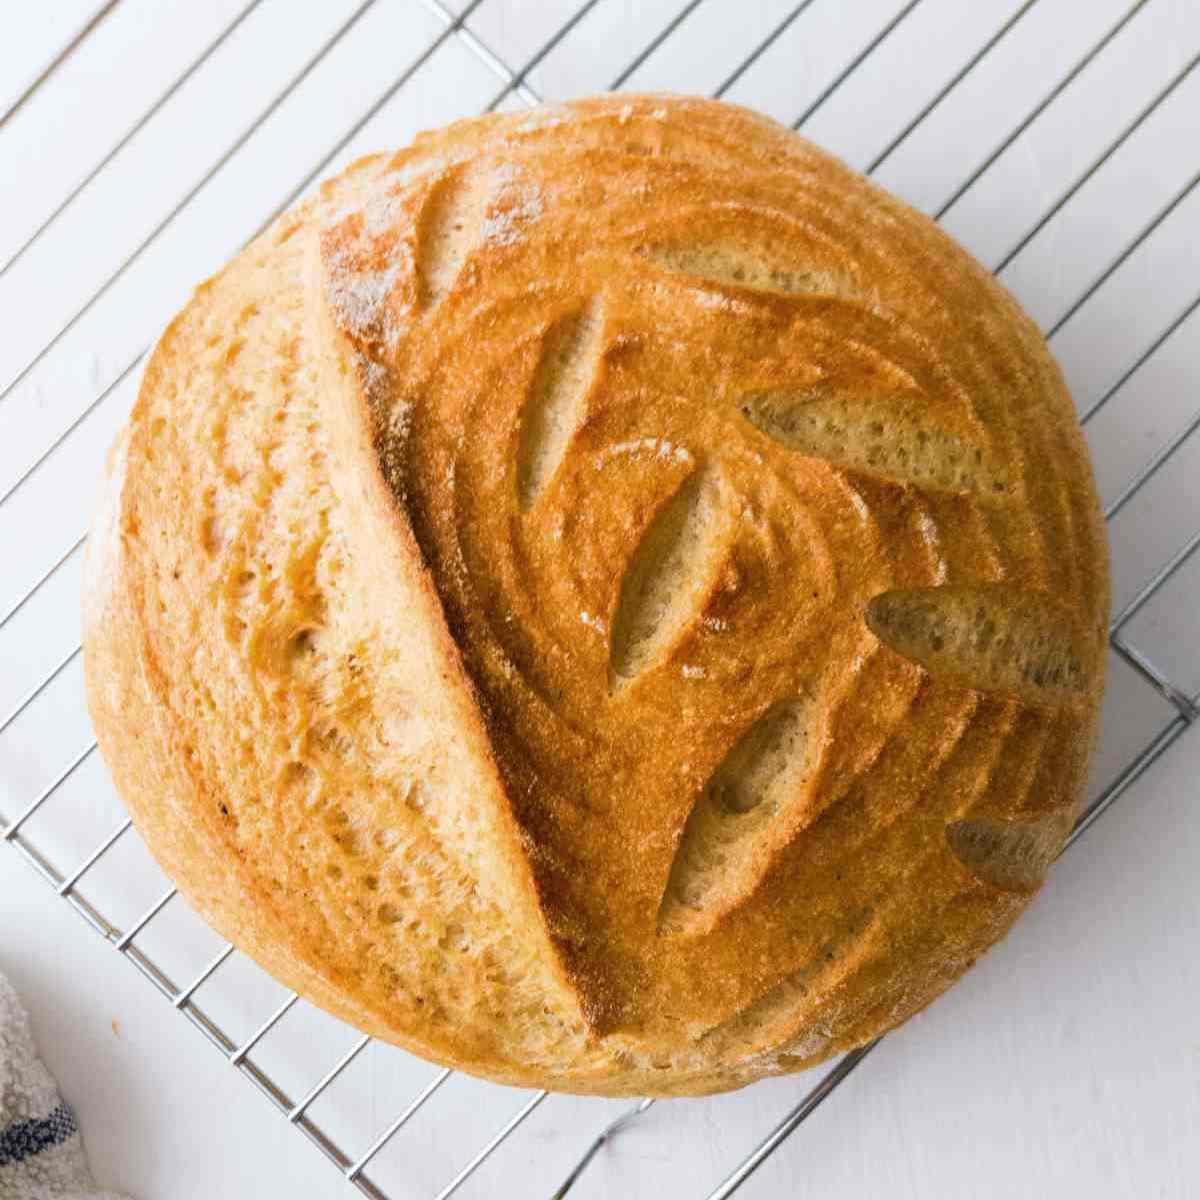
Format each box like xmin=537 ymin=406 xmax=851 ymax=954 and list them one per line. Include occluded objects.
xmin=1 ymin=1 xmax=1198 ymax=1196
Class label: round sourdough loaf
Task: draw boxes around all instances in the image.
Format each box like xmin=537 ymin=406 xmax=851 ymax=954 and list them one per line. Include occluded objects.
xmin=83 ymin=95 xmax=1109 ymax=1096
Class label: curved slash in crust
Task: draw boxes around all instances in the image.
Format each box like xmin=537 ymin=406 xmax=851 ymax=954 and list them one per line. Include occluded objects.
xmin=608 ymin=465 xmax=731 ymax=690
xmin=945 ymin=813 xmax=1069 ymax=892
xmin=516 ymin=300 xmax=604 ymax=510
xmin=642 ymin=242 xmax=842 ymax=298
xmin=865 ymin=584 xmax=1091 ymax=705
xmin=416 ymin=167 xmax=496 ymax=308
xmin=658 ymin=696 xmax=816 ymax=937
xmin=740 ymin=391 xmax=1008 ymax=497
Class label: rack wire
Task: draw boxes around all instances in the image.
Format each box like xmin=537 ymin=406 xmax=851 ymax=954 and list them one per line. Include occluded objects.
xmin=1 ymin=1 xmax=1197 ymax=1196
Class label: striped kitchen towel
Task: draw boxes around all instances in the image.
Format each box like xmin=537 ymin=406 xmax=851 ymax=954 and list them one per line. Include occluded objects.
xmin=0 ymin=972 xmax=127 ymax=1200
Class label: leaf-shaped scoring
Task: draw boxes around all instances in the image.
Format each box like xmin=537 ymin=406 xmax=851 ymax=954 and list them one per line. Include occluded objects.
xmin=659 ymin=697 xmax=817 ymax=937
xmin=516 ymin=301 xmax=605 ymax=511
xmin=609 ymin=466 xmax=732 ymax=690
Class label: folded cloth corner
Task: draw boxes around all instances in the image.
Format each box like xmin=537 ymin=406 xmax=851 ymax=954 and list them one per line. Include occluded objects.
xmin=0 ymin=971 xmax=129 ymax=1200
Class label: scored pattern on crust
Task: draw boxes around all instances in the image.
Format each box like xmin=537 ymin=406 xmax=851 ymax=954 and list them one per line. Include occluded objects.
xmin=641 ymin=241 xmax=843 ymax=298
xmin=516 ymin=299 xmax=605 ymax=511
xmin=416 ymin=166 xmax=497 ymax=308
xmin=944 ymin=812 xmax=1069 ymax=893
xmin=658 ymin=696 xmax=816 ymax=935
xmin=608 ymin=464 xmax=733 ymax=689
xmin=740 ymin=390 xmax=1010 ymax=497
xmin=314 ymin=98 xmax=1107 ymax=1062
xmin=865 ymin=585 xmax=1090 ymax=703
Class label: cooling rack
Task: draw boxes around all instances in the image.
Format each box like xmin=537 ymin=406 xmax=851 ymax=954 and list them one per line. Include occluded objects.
xmin=2 ymin=1 xmax=1198 ymax=1196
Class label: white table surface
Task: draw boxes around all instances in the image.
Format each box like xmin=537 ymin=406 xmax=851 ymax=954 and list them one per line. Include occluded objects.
xmin=2 ymin=2 xmax=1199 ymax=1198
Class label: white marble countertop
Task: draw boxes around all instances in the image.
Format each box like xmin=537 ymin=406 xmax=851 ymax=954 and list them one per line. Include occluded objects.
xmin=2 ymin=2 xmax=1198 ymax=1197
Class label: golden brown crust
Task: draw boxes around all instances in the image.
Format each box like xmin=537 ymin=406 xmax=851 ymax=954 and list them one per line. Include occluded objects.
xmin=83 ymin=95 xmax=1108 ymax=1097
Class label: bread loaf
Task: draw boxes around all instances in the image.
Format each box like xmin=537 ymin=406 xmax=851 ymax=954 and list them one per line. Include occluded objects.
xmin=83 ymin=95 xmax=1109 ymax=1097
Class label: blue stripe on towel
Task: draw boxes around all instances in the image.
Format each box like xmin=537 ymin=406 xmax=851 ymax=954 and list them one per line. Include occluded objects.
xmin=0 ymin=1103 xmax=78 ymax=1166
